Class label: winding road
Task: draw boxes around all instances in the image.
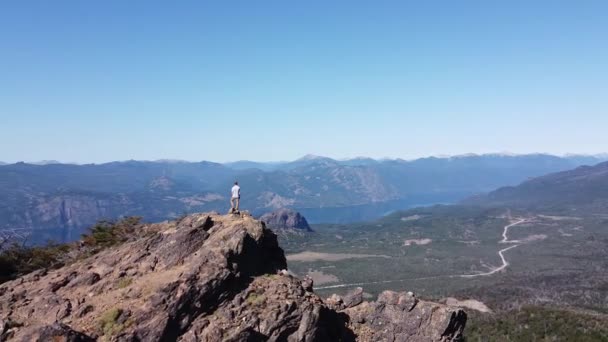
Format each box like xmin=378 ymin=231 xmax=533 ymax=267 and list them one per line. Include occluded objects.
xmin=459 ymin=218 xmax=527 ymax=278
xmin=500 ymin=219 xmax=527 ymax=244
xmin=314 ymin=217 xmax=530 ymax=290
xmin=458 ymin=244 xmax=520 ymax=278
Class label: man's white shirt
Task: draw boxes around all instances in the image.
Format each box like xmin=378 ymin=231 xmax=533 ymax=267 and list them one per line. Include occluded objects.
xmin=231 ymin=185 xmax=240 ymax=198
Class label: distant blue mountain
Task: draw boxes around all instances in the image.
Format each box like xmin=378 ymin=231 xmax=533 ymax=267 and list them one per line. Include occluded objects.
xmin=223 ymin=160 xmax=286 ymax=171
xmin=465 ymin=160 xmax=608 ymax=210
xmin=1 ymin=153 xmax=606 ymax=242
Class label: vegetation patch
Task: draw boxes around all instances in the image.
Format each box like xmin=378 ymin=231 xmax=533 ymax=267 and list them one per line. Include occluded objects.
xmin=99 ymin=308 xmax=124 ymax=337
xmin=81 ymin=216 xmax=143 ymax=249
xmin=466 ymin=306 xmax=608 ymax=341
xmin=246 ymin=292 xmax=266 ymax=306
xmin=117 ymin=277 xmax=133 ymax=289
xmin=263 ymin=274 xmax=280 ymax=280
xmin=0 ymin=242 xmax=69 ymax=283
xmin=0 ymin=217 xmax=143 ymax=284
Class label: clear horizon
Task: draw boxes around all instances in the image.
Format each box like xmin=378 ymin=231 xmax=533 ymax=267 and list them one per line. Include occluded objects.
xmin=2 ymin=1 xmax=607 ymax=163
xmin=2 ymin=151 xmax=608 ymax=165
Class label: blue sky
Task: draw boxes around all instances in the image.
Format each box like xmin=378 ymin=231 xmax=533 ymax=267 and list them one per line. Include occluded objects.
xmin=1 ymin=1 xmax=607 ymax=163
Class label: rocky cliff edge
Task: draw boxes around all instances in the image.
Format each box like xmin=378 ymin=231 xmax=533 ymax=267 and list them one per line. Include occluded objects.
xmin=0 ymin=212 xmax=466 ymax=341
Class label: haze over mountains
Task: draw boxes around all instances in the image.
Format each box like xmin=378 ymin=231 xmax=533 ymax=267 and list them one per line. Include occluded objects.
xmin=3 ymin=154 xmax=608 ymax=339
xmin=466 ymin=160 xmax=608 ymax=210
xmin=1 ymin=153 xmax=606 ymax=243
xmin=281 ymin=154 xmax=608 ymax=340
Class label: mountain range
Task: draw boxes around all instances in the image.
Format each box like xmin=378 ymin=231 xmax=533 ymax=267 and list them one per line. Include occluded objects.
xmin=3 ymin=153 xmax=608 ymax=339
xmin=279 ymin=155 xmax=608 ymax=340
xmin=1 ymin=153 xmax=606 ymax=243
xmin=466 ymin=160 xmax=608 ymax=210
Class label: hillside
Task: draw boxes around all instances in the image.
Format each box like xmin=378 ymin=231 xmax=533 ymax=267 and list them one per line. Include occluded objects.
xmin=0 ymin=213 xmax=466 ymax=341
xmin=465 ymin=161 xmax=608 ymax=210
xmin=280 ymin=161 xmax=608 ymax=339
xmin=1 ymin=154 xmax=604 ymax=243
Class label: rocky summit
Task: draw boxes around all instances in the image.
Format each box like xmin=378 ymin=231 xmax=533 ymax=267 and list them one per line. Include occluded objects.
xmin=260 ymin=208 xmax=313 ymax=232
xmin=0 ymin=213 xmax=466 ymax=341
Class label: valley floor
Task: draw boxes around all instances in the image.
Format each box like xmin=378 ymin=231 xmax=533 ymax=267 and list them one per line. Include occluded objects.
xmin=279 ymin=205 xmax=608 ymax=339
xmin=311 ymin=217 xmax=533 ymax=290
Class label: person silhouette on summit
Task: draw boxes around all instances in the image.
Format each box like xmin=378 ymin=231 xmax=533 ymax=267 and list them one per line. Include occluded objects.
xmin=230 ymin=181 xmax=241 ymax=213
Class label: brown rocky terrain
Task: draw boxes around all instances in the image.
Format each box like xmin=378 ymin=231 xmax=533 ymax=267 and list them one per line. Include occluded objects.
xmin=0 ymin=212 xmax=466 ymax=341
xmin=260 ymin=209 xmax=313 ymax=232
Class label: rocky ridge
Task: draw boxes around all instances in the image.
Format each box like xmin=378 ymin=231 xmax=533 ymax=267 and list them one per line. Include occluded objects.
xmin=260 ymin=208 xmax=313 ymax=232
xmin=0 ymin=213 xmax=466 ymax=341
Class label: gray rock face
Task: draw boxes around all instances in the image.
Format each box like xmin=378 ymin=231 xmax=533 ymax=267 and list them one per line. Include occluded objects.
xmin=260 ymin=208 xmax=313 ymax=232
xmin=0 ymin=213 xmax=466 ymax=341
xmin=326 ymin=287 xmax=364 ymax=311
xmin=36 ymin=195 xmax=113 ymax=228
xmin=343 ymin=290 xmax=466 ymax=341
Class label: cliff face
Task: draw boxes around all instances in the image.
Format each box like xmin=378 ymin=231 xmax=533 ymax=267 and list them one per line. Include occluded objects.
xmin=2 ymin=193 xmax=124 ymax=241
xmin=35 ymin=196 xmax=111 ymax=227
xmin=260 ymin=208 xmax=313 ymax=232
xmin=0 ymin=213 xmax=466 ymax=341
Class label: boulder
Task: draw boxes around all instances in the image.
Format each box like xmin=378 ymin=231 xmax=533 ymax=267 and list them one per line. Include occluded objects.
xmin=260 ymin=208 xmax=313 ymax=232
xmin=343 ymin=290 xmax=466 ymax=341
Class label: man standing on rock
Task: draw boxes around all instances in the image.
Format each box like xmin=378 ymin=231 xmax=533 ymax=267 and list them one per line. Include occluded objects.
xmin=230 ymin=181 xmax=241 ymax=213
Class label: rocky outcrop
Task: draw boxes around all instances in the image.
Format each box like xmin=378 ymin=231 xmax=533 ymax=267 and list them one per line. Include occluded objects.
xmin=343 ymin=291 xmax=467 ymax=342
xmin=260 ymin=208 xmax=312 ymax=232
xmin=0 ymin=213 xmax=465 ymax=341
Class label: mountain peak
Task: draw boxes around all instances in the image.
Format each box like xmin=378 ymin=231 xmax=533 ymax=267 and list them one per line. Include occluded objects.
xmin=296 ymin=154 xmax=332 ymax=161
xmin=0 ymin=212 xmax=466 ymax=341
xmin=260 ymin=208 xmax=312 ymax=231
